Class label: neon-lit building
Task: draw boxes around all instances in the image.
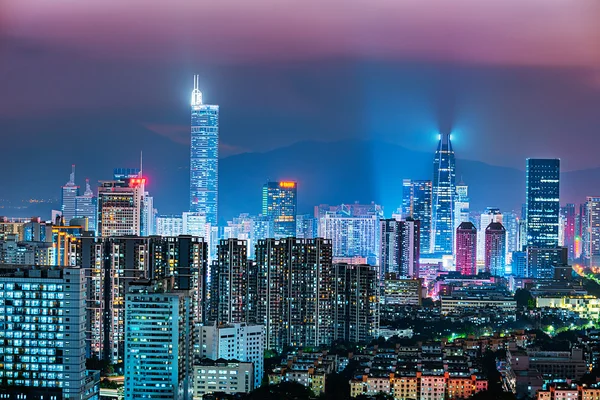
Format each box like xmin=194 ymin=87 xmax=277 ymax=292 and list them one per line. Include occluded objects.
xmin=525 ymin=158 xmax=560 ymax=248
xmin=584 ymin=197 xmax=600 ymax=267
xmin=402 ymin=179 xmax=433 ymax=254
xmin=190 ymin=75 xmax=219 ymax=225
xmin=262 ymin=181 xmax=297 ymax=239
xmin=456 ymin=222 xmax=477 ymax=276
xmin=97 ymin=172 xmax=146 ymax=237
xmin=484 ymin=222 xmax=507 ymax=276
xmin=561 ymin=204 xmax=576 ymax=260
xmin=432 ymin=133 xmax=456 ymax=255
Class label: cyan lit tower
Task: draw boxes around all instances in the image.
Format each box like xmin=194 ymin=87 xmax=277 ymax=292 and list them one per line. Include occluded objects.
xmin=75 ymin=178 xmax=97 ymax=231
xmin=262 ymin=181 xmax=297 ymax=239
xmin=402 ymin=179 xmax=432 ymax=254
xmin=61 ymin=164 xmax=79 ymax=225
xmin=190 ymin=75 xmax=219 ymax=225
xmin=525 ymin=159 xmax=560 ymax=248
xmin=432 ymin=133 xmax=456 ymax=255
xmin=484 ymin=222 xmax=507 ymax=276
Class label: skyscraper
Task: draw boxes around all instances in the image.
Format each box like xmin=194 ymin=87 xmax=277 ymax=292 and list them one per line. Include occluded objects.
xmin=584 ymin=197 xmax=600 ymax=267
xmin=526 ymin=159 xmax=560 ymax=248
xmin=97 ymin=170 xmax=146 ymax=237
xmin=432 ymin=133 xmax=456 ymax=255
xmin=379 ymin=218 xmax=420 ymax=279
xmin=61 ymin=164 xmax=79 ymax=225
xmin=484 ymin=222 xmax=507 ymax=276
xmin=254 ymin=238 xmax=332 ymax=352
xmin=455 ymin=221 xmax=477 ymax=276
xmin=319 ymin=211 xmax=380 ymax=265
xmin=562 ymin=204 xmax=576 ymax=260
xmin=477 ymin=208 xmax=503 ymax=262
xmin=402 ymin=179 xmax=432 ymax=254
xmin=125 ymin=278 xmax=194 ymax=400
xmin=262 ymin=181 xmax=297 ymax=239
xmin=454 ymin=182 xmax=470 ymax=233
xmin=75 ymin=178 xmax=97 ymax=231
xmin=190 ymin=75 xmax=219 ymax=225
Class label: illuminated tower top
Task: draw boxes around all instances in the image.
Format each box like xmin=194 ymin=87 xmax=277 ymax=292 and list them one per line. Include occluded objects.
xmin=191 ymin=74 xmax=203 ymax=107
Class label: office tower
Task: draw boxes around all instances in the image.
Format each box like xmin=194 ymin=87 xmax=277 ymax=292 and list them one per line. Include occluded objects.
xmin=561 ymin=204 xmax=576 ymax=260
xmin=432 ymin=133 xmax=456 ymax=255
xmin=141 ymin=193 xmax=155 ymax=236
xmin=511 ymin=251 xmax=527 ymax=277
xmin=75 ymin=178 xmax=97 ymax=232
xmin=485 ymin=222 xmax=507 ymax=276
xmin=477 ymin=208 xmax=503 ymax=262
xmin=254 ymin=238 xmax=332 ymax=352
xmin=527 ymin=247 xmax=568 ymax=279
xmin=517 ymin=218 xmax=528 ymax=252
xmin=296 ymin=214 xmax=318 ymax=239
xmin=526 ymin=159 xmax=560 ymax=248
xmin=503 ymin=212 xmax=519 ymax=255
xmin=61 ymin=164 xmax=80 ymax=225
xmin=208 ymin=239 xmax=250 ymax=325
xmin=262 ymin=181 xmax=297 ymax=239
xmin=402 ymin=180 xmax=433 ymax=254
xmin=0 ymin=266 xmax=99 ymax=399
xmin=156 ymin=215 xmax=184 ymax=236
xmin=80 ymin=235 xmax=207 ymax=363
xmin=190 ymin=76 xmax=219 ymax=225
xmin=97 ymin=175 xmax=145 ymax=237
xmin=332 ymin=263 xmax=379 ymax=343
xmin=454 ymin=183 xmax=470 ymax=232
xmin=125 ymin=278 xmax=194 ymax=400
xmin=455 ymin=222 xmax=477 ymax=276
xmin=584 ymin=197 xmax=600 ymax=267
xmin=199 ymin=323 xmax=264 ymax=390
xmin=380 ymin=218 xmax=420 ymax=279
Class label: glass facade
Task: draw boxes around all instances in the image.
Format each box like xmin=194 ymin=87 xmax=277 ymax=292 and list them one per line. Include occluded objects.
xmin=190 ymin=76 xmax=219 ymax=225
xmin=525 ymin=158 xmax=560 ymax=248
xmin=262 ymin=181 xmax=297 ymax=239
xmin=432 ymin=133 xmax=456 ymax=255
xmin=402 ymin=180 xmax=432 ymax=254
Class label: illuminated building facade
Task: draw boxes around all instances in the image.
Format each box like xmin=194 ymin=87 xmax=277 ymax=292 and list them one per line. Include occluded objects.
xmin=380 ymin=218 xmax=420 ymax=279
xmin=526 ymin=158 xmax=560 ymax=248
xmin=61 ymin=164 xmax=79 ymax=225
xmin=561 ymin=203 xmax=576 ymax=260
xmin=125 ymin=278 xmax=194 ymax=400
xmin=97 ymin=174 xmax=145 ymax=237
xmin=432 ymin=133 xmax=456 ymax=255
xmin=484 ymin=222 xmax=507 ymax=276
xmin=319 ymin=213 xmax=379 ymax=265
xmin=584 ymin=197 xmax=600 ymax=267
xmin=80 ymin=234 xmax=207 ymax=363
xmin=0 ymin=266 xmax=99 ymax=399
xmin=254 ymin=238 xmax=332 ymax=352
xmin=456 ymin=221 xmax=477 ymax=275
xmin=402 ymin=179 xmax=432 ymax=254
xmin=262 ymin=181 xmax=297 ymax=239
xmin=190 ymin=75 xmax=219 ymax=225
xmin=454 ymin=183 xmax=470 ymax=234
xmin=75 ymin=178 xmax=97 ymax=232
xmin=477 ymin=208 xmax=502 ymax=262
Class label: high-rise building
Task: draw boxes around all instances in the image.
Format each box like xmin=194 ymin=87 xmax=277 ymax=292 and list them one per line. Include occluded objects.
xmin=402 ymin=180 xmax=432 ymax=254
xmin=296 ymin=214 xmax=318 ymax=239
xmin=254 ymin=238 xmax=332 ymax=352
xmin=0 ymin=266 xmax=99 ymax=399
xmin=61 ymin=164 xmax=80 ymax=225
xmin=454 ymin=183 xmax=470 ymax=233
xmin=584 ymin=197 xmax=600 ymax=267
xmin=485 ymin=222 xmax=507 ymax=276
xmin=503 ymin=212 xmax=520 ymax=256
xmin=97 ymin=175 xmax=145 ymax=237
xmin=80 ymin=235 xmax=207 ymax=362
xmin=526 ymin=159 xmax=560 ymax=248
xmin=141 ymin=193 xmax=155 ymax=236
xmin=208 ymin=239 xmax=250 ymax=325
xmin=199 ymin=323 xmax=264 ymax=390
xmin=511 ymin=251 xmax=527 ymax=277
xmin=249 ymin=214 xmax=274 ymax=258
xmin=190 ymin=75 xmax=219 ymax=225
xmin=319 ymin=211 xmax=380 ymax=265
xmin=125 ymin=278 xmax=194 ymax=400
xmin=380 ymin=218 xmax=420 ymax=279
xmin=156 ymin=215 xmax=184 ymax=236
xmin=455 ymin=222 xmax=477 ymax=276
xmin=332 ymin=263 xmax=379 ymax=343
xmin=75 ymin=178 xmax=97 ymax=232
xmin=477 ymin=208 xmax=503 ymax=262
xmin=527 ymin=247 xmax=568 ymax=279
xmin=262 ymin=181 xmax=297 ymax=239
xmin=562 ymin=204 xmax=576 ymax=260
xmin=432 ymin=133 xmax=456 ymax=255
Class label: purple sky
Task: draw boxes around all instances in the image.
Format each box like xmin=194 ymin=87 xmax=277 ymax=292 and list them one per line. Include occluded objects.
xmin=1 ymin=0 xmax=599 ymax=172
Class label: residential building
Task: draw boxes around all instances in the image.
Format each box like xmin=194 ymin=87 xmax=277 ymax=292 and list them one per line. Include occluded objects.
xmin=156 ymin=215 xmax=184 ymax=236
xmin=124 ymin=278 xmax=194 ymax=400
xmin=192 ymin=361 xmax=253 ymax=399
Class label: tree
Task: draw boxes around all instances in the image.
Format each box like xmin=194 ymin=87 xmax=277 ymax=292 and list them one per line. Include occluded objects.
xmin=514 ymin=289 xmax=534 ymax=309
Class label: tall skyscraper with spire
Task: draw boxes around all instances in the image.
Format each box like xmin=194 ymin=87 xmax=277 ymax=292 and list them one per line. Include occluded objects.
xmin=190 ymin=75 xmax=219 ymax=226
xmin=75 ymin=178 xmax=97 ymax=231
xmin=61 ymin=165 xmax=79 ymax=225
xmin=432 ymin=133 xmax=456 ymax=255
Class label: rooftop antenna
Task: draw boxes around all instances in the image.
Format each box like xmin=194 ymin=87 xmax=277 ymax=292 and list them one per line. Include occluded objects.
xmin=191 ymin=74 xmax=203 ymax=106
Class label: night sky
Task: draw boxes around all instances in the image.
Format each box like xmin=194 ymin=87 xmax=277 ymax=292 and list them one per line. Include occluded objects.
xmin=1 ymin=0 xmax=599 ymax=215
